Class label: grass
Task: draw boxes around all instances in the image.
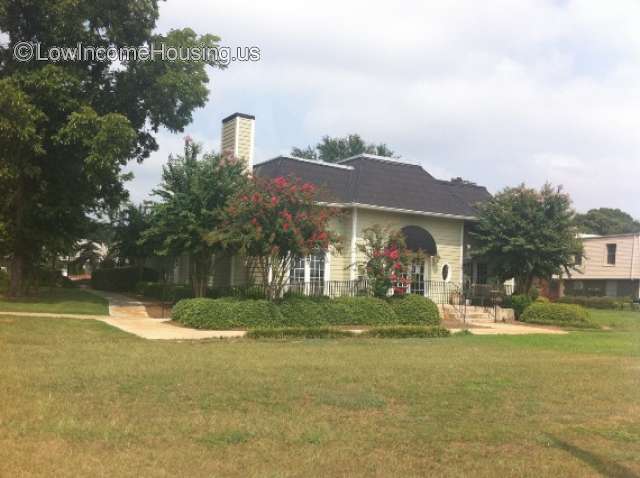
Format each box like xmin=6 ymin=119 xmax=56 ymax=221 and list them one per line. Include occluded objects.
xmin=0 ymin=287 xmax=109 ymax=315
xmin=0 ymin=309 xmax=639 ymax=477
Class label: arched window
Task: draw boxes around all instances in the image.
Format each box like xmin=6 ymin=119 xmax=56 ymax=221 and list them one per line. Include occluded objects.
xmin=400 ymin=226 xmax=437 ymax=255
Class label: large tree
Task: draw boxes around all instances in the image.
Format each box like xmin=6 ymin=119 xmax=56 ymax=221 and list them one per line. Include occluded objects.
xmin=471 ymin=184 xmax=583 ymax=295
xmin=143 ymin=140 xmax=248 ymax=297
xmin=0 ymin=1 xmax=223 ymax=295
xmin=574 ymin=208 xmax=640 ymax=236
xmin=292 ymin=134 xmax=397 ymax=162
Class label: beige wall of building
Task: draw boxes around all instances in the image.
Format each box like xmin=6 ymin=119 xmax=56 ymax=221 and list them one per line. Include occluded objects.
xmin=574 ymin=234 xmax=640 ymax=280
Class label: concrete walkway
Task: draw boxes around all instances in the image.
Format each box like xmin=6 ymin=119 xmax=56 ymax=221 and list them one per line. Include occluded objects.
xmin=86 ymin=290 xmax=246 ymax=340
xmin=1 ymin=290 xmax=567 ymax=340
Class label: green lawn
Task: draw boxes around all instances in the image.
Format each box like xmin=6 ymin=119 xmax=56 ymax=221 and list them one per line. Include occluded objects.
xmin=0 ymin=309 xmax=639 ymax=477
xmin=0 ymin=287 xmax=109 ymax=315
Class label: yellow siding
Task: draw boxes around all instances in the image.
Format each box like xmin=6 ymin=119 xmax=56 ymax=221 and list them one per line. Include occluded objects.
xmin=236 ymin=117 xmax=254 ymax=166
xmin=220 ymin=121 xmax=236 ymax=156
xmin=328 ymin=213 xmax=353 ymax=281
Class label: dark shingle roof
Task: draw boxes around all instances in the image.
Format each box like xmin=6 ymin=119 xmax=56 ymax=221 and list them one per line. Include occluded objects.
xmin=253 ymin=154 xmax=490 ymax=218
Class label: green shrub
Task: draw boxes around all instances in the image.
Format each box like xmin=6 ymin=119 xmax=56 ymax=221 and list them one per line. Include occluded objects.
xmin=388 ymin=295 xmax=441 ymax=325
xmin=520 ymin=302 xmax=594 ymax=328
xmin=246 ymin=325 xmax=451 ymax=339
xmin=361 ymin=326 xmax=450 ymax=338
xmin=278 ymin=296 xmax=398 ymax=326
xmin=172 ymin=298 xmax=283 ymax=329
xmin=557 ymin=295 xmax=628 ymax=310
xmin=509 ymin=294 xmax=533 ymax=319
xmin=246 ymin=327 xmax=354 ymax=339
xmin=330 ymin=297 xmax=398 ymax=325
xmin=278 ymin=297 xmax=333 ymax=327
xmin=535 ymin=296 xmax=550 ymax=303
xmin=91 ymin=267 xmax=159 ymax=292
xmin=136 ymin=282 xmax=194 ymax=302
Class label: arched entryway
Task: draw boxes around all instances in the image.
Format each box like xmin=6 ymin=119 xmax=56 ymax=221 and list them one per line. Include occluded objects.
xmin=401 ymin=226 xmax=438 ymax=296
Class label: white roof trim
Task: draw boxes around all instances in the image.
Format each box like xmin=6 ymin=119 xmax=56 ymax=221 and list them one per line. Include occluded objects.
xmin=255 ymin=155 xmax=354 ymax=170
xmin=320 ymin=201 xmax=477 ymax=221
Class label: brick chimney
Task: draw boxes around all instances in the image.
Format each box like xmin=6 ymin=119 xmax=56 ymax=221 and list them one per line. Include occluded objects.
xmin=221 ymin=112 xmax=255 ymax=171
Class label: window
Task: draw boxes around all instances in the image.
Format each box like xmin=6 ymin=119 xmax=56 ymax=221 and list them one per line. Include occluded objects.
xmin=575 ymin=254 xmax=582 ymax=266
xmin=410 ymin=261 xmax=425 ymax=296
xmin=290 ymin=256 xmax=305 ymax=284
xmin=309 ymin=252 xmax=325 ymax=283
xmin=309 ymin=252 xmax=325 ymax=295
xmin=442 ymin=264 xmax=451 ymax=282
xmin=606 ymin=244 xmax=617 ymax=265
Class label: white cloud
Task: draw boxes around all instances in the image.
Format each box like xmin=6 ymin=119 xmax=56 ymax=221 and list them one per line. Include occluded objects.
xmin=126 ymin=0 xmax=640 ymax=217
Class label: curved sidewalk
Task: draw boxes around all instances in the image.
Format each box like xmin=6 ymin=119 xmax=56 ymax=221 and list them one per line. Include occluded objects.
xmin=1 ymin=290 xmax=567 ymax=340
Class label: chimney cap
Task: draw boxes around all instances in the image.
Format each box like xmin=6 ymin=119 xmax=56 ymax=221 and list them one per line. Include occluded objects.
xmin=222 ymin=112 xmax=255 ymax=123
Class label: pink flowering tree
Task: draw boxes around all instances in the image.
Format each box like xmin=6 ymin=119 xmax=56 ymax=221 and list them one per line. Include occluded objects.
xmin=218 ymin=175 xmax=341 ymax=300
xmin=358 ymin=225 xmax=412 ymax=297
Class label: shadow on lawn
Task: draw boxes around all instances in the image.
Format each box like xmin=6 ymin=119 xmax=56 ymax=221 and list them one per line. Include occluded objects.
xmin=546 ymin=434 xmax=639 ymax=478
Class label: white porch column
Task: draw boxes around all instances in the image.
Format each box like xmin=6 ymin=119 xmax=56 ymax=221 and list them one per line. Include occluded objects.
xmin=350 ymin=207 xmax=358 ymax=280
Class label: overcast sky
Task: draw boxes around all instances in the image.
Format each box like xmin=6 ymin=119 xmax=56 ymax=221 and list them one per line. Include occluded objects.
xmin=125 ymin=0 xmax=640 ymax=217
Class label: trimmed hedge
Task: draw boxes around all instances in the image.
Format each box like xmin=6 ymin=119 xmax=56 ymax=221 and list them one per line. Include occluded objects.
xmin=246 ymin=325 xmax=451 ymax=339
xmin=331 ymin=297 xmax=399 ymax=325
xmin=91 ymin=267 xmax=159 ymax=292
xmin=246 ymin=327 xmax=354 ymax=339
xmin=388 ymin=295 xmax=441 ymax=325
xmin=361 ymin=326 xmax=450 ymax=338
xmin=557 ymin=295 xmax=628 ymax=310
xmin=172 ymin=298 xmax=283 ymax=329
xmin=520 ymin=302 xmax=594 ymax=328
xmin=173 ymin=295 xmax=446 ymax=330
xmin=278 ymin=296 xmax=400 ymax=327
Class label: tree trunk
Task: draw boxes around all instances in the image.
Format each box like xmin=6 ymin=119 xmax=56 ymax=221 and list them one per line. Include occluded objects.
xmin=8 ymin=254 xmax=25 ymax=297
xmin=8 ymin=179 xmax=26 ymax=297
xmin=190 ymin=254 xmax=212 ymax=298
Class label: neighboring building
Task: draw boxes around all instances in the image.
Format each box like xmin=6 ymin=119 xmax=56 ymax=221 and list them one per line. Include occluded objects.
xmin=563 ymin=233 xmax=640 ymax=299
xmin=172 ymin=113 xmax=494 ymax=303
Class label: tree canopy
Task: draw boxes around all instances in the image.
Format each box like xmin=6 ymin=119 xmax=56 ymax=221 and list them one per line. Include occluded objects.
xmin=574 ymin=208 xmax=640 ymax=236
xmin=471 ymin=184 xmax=583 ymax=294
xmin=143 ymin=140 xmax=248 ymax=297
xmin=291 ymin=134 xmax=397 ymax=163
xmin=216 ymin=175 xmax=341 ymax=299
xmin=0 ymin=1 xmax=223 ymax=295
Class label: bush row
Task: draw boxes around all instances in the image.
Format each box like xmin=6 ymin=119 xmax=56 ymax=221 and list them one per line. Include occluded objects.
xmin=246 ymin=326 xmax=450 ymax=340
xmin=520 ymin=302 xmax=594 ymax=328
xmin=172 ymin=295 xmax=441 ymax=330
xmin=91 ymin=267 xmax=159 ymax=292
xmin=557 ymin=295 xmax=630 ymax=310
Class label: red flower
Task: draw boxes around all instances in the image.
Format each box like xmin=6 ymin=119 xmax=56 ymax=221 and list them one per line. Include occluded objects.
xmin=274 ymin=176 xmax=288 ymax=188
xmin=301 ymin=182 xmax=316 ymax=193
